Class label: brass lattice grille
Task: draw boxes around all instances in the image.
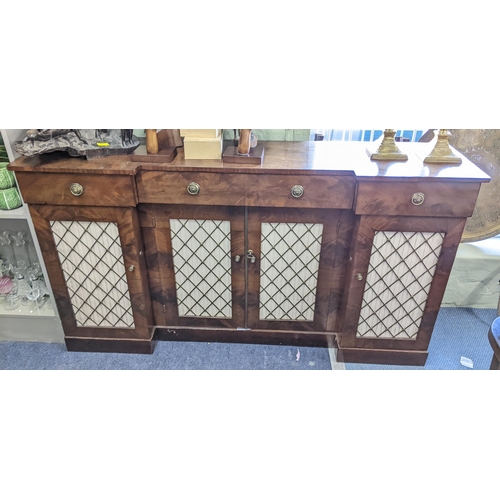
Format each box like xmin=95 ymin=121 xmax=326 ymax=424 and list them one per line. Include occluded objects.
xmin=170 ymin=219 xmax=232 ymax=318
xmin=259 ymin=222 xmax=323 ymax=321
xmin=50 ymin=221 xmax=135 ymax=328
xmin=357 ymin=231 xmax=445 ymax=339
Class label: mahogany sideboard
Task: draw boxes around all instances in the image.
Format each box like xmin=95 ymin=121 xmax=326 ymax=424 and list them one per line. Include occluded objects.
xmin=8 ymin=140 xmax=490 ymax=365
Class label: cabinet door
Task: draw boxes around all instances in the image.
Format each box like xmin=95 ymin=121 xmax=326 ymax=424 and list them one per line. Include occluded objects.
xmin=29 ymin=205 xmax=153 ymax=341
xmin=340 ymin=215 xmax=466 ymax=351
xmin=140 ymin=205 xmax=245 ymax=329
xmin=247 ymin=207 xmax=353 ymax=332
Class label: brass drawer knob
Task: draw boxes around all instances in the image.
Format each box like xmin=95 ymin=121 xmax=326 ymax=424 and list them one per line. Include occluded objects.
xmin=69 ymin=183 xmax=84 ymax=197
xmin=128 ymin=265 xmax=135 ymax=272
xmin=411 ymin=192 xmax=425 ymax=206
xmin=356 ymin=273 xmax=363 ymax=281
xmin=291 ymin=185 xmax=304 ymax=198
xmin=235 ymin=255 xmax=241 ymax=263
xmin=187 ymin=182 xmax=200 ymax=195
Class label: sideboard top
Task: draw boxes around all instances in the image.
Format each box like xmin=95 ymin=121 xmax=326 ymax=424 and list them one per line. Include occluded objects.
xmin=8 ymin=140 xmax=490 ymax=182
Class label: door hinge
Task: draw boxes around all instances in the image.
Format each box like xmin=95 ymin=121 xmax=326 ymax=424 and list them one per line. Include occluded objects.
xmin=152 ymin=216 xmax=156 ymax=227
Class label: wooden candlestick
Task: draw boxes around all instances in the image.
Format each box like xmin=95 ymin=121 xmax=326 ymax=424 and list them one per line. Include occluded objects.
xmin=238 ymin=129 xmax=252 ymax=155
xmin=145 ymin=129 xmax=159 ymax=154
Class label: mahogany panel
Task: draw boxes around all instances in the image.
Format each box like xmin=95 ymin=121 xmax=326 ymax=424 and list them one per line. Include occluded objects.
xmin=327 ymin=209 xmax=355 ymax=332
xmin=136 ymin=171 xmax=245 ymax=206
xmin=7 ymin=150 xmax=140 ymax=175
xmin=155 ymin=326 xmax=334 ymax=348
xmin=355 ymin=180 xmax=481 ymax=217
xmin=29 ymin=206 xmax=79 ymax=337
xmin=337 ymin=347 xmax=428 ymax=366
xmin=340 ymin=215 xmax=466 ymax=351
xmin=65 ymin=336 xmax=156 ymax=354
xmin=15 ymin=172 xmax=138 ymax=207
xmin=8 ymin=141 xmax=488 ymax=180
xmin=246 ymin=174 xmax=355 ymax=209
xmin=139 ymin=204 xmax=246 ymax=329
xmin=142 ymin=226 xmax=166 ymax=325
xmin=116 ymin=208 xmax=155 ymax=338
xmin=246 ymin=207 xmax=349 ymax=332
xmin=28 ymin=205 xmax=153 ymax=340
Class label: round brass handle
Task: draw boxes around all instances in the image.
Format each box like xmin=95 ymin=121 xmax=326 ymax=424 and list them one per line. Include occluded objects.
xmin=411 ymin=192 xmax=425 ymax=206
xmin=356 ymin=273 xmax=363 ymax=281
xmin=128 ymin=265 xmax=135 ymax=272
xmin=187 ymin=182 xmax=200 ymax=195
xmin=235 ymin=255 xmax=241 ymax=263
xmin=291 ymin=185 xmax=304 ymax=198
xmin=69 ymin=183 xmax=84 ymax=197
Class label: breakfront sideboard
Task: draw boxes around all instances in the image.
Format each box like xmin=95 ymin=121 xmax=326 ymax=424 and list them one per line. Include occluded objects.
xmin=8 ymin=141 xmax=489 ymax=365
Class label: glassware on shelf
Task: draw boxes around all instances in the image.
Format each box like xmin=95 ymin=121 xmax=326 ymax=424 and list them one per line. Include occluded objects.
xmin=11 ymin=231 xmax=32 ymax=267
xmin=1 ymin=260 xmax=12 ymax=278
xmin=0 ymin=260 xmax=13 ymax=304
xmin=0 ymin=228 xmax=50 ymax=313
xmin=4 ymin=280 xmax=21 ymax=311
xmin=0 ymin=267 xmax=14 ymax=297
xmin=27 ymin=262 xmax=43 ymax=281
xmin=15 ymin=273 xmax=32 ymax=307
xmin=0 ymin=231 xmax=15 ymax=267
xmin=12 ymin=260 xmax=27 ymax=280
xmin=26 ymin=278 xmax=42 ymax=314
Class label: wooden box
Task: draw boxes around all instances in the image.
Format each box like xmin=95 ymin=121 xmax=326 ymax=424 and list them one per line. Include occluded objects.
xmin=183 ymin=135 xmax=223 ymax=160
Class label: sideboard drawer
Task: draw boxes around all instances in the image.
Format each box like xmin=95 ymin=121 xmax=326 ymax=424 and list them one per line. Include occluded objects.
xmin=355 ymin=181 xmax=482 ymax=217
xmin=246 ymin=174 xmax=356 ymax=209
xmin=15 ymin=172 xmax=137 ymax=207
xmin=137 ymin=171 xmax=245 ymax=206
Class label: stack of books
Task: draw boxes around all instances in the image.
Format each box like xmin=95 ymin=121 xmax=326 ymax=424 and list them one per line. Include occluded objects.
xmin=180 ymin=129 xmax=223 ymax=160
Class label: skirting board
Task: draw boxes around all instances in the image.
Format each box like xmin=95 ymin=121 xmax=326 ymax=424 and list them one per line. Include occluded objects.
xmin=337 ymin=347 xmax=428 ymax=366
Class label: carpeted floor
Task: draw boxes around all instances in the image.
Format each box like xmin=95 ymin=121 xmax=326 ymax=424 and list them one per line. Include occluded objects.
xmin=345 ymin=307 xmax=497 ymax=370
xmin=0 ymin=307 xmax=497 ymax=370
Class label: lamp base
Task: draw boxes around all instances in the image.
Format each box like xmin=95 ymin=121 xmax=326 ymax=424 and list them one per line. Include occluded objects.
xmin=423 ymin=153 xmax=462 ymax=164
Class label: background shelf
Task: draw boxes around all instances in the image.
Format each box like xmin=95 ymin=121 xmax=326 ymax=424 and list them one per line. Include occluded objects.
xmin=0 ymin=128 xmax=64 ymax=343
xmin=0 ymin=205 xmax=27 ymax=219
xmin=0 ymin=297 xmax=55 ymax=318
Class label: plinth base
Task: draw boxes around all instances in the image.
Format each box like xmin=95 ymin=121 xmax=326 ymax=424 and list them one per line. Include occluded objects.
xmin=223 ymin=145 xmax=264 ymax=165
xmin=423 ymin=154 xmax=462 ymax=164
xmin=129 ymin=144 xmax=177 ymax=163
xmin=366 ymin=146 xmax=408 ymax=161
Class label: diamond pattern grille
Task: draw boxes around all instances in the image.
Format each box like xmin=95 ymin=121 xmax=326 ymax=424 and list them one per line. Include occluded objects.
xmin=259 ymin=222 xmax=323 ymax=321
xmin=170 ymin=219 xmax=232 ymax=318
xmin=357 ymin=231 xmax=445 ymax=339
xmin=50 ymin=221 xmax=135 ymax=328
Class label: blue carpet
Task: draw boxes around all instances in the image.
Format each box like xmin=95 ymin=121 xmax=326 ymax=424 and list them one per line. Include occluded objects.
xmin=345 ymin=307 xmax=497 ymax=370
xmin=0 ymin=308 xmax=496 ymax=370
xmin=0 ymin=339 xmax=331 ymax=370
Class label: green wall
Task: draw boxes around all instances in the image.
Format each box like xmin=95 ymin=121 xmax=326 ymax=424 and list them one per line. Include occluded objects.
xmin=222 ymin=129 xmax=310 ymax=141
xmin=133 ymin=130 xmax=311 ymax=141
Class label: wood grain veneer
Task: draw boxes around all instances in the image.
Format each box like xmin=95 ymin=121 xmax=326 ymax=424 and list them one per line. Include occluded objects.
xmin=355 ymin=181 xmax=482 ymax=218
xmin=7 ymin=140 xmax=490 ymax=362
xmin=245 ymin=174 xmax=355 ymax=209
xmin=16 ymin=172 xmax=138 ymax=207
xmin=137 ymin=171 xmax=245 ymax=206
xmin=339 ymin=215 xmax=466 ymax=352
